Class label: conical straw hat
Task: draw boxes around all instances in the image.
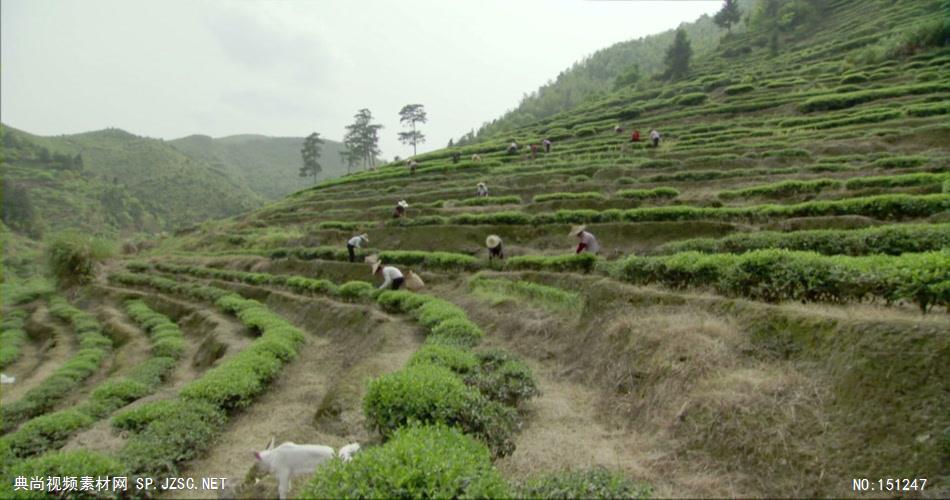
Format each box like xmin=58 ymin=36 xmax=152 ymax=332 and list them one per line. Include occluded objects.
xmin=372 ymin=261 xmax=382 ymax=274
xmin=486 ymin=235 xmax=501 ymax=249
xmin=397 ymin=200 xmax=409 ymax=208
xmin=569 ymin=224 xmax=586 ymax=237
xmin=359 ymin=233 xmax=369 ymax=242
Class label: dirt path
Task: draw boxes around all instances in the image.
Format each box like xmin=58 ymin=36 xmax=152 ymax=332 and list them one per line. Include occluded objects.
xmin=160 ymin=286 xmax=423 ymax=499
xmin=1 ymin=305 xmax=76 ymax=404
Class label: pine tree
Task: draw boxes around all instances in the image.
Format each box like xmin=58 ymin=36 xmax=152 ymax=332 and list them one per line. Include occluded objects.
xmin=344 ymin=109 xmax=383 ymax=170
xmin=398 ymin=104 xmax=427 ymax=156
xmin=300 ymin=132 xmax=324 ymax=184
xmin=713 ymin=0 xmax=741 ymax=32
xmin=664 ymin=28 xmax=693 ymax=80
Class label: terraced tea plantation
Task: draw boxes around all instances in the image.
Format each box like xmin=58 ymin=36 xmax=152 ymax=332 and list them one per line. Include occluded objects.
xmin=2 ymin=0 xmax=948 ymax=498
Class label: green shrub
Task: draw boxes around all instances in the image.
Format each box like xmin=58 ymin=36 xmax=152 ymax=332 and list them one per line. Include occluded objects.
xmin=519 ymin=467 xmax=651 ymax=499
xmin=414 ymin=300 xmax=468 ymax=328
xmin=616 ymin=187 xmax=679 ymax=201
xmin=6 ymin=410 xmax=94 ymax=458
xmin=533 ymin=191 xmax=606 ymax=203
xmin=507 ymin=253 xmax=598 ymax=273
xmin=449 ymin=211 xmax=531 ymax=225
xmin=907 ymin=102 xmax=950 ymax=117
xmin=302 ymin=424 xmax=510 ymax=499
xmin=575 ymin=127 xmax=597 ymax=138
xmin=724 ymin=83 xmax=755 ymax=95
xmin=45 ymin=231 xmax=114 ymax=285
xmin=675 ymin=92 xmax=707 ymax=105
xmin=872 ymin=155 xmax=929 ymax=169
xmin=718 ymin=179 xmax=841 ymax=200
xmin=318 ymin=220 xmax=365 ymax=231
xmin=569 ymin=175 xmax=591 ymax=183
xmin=613 ymin=249 xmax=949 ymax=310
xmin=376 ymin=290 xmax=432 ymax=313
xmin=638 ymin=159 xmax=677 ymax=170
xmin=657 ymin=224 xmax=950 ymax=257
xmin=408 ymin=343 xmax=478 ymax=373
xmin=455 ymin=195 xmax=521 ymax=207
xmin=839 ymin=72 xmax=869 ymax=84
xmin=112 ymin=399 xmax=220 ymax=433
xmin=0 ymin=310 xmax=28 ymax=368
xmin=845 ymin=173 xmax=947 ymax=190
xmin=465 ymin=350 xmax=540 ymax=407
xmin=118 ymin=399 xmax=226 ymax=477
xmin=428 ymin=318 xmax=484 ymax=348
xmin=338 ymin=281 xmax=375 ymax=302
xmin=378 ymin=250 xmax=479 ymax=270
xmin=799 ymin=83 xmax=949 ymax=112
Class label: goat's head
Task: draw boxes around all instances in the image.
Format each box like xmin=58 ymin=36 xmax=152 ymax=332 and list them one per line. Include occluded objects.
xmin=252 ymin=436 xmax=277 ymax=473
xmin=338 ymin=443 xmax=360 ymax=462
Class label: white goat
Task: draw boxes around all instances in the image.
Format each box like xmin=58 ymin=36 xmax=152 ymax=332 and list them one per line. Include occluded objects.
xmin=253 ymin=438 xmax=361 ymax=499
xmin=254 ymin=438 xmax=334 ymax=499
xmin=338 ymin=442 xmax=360 ymax=462
xmin=1 ymin=373 xmax=15 ymax=384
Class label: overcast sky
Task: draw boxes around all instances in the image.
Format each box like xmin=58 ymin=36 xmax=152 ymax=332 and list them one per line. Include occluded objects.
xmin=1 ymin=0 xmax=719 ymax=158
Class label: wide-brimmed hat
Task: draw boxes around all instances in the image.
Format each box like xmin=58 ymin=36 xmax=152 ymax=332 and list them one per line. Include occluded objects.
xmin=397 ymin=200 xmax=409 ymax=208
xmin=359 ymin=233 xmax=369 ymax=242
xmin=365 ymin=253 xmax=379 ymax=265
xmin=372 ymin=261 xmax=382 ymax=274
xmin=477 ymin=182 xmax=486 ymax=188
xmin=569 ymin=225 xmax=586 ymax=237
xmin=486 ymin=235 xmax=501 ymax=249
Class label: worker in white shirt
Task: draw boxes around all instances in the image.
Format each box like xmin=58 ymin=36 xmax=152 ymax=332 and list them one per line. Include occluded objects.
xmin=346 ymin=233 xmax=369 ymax=262
xmin=570 ymin=225 xmax=600 ymax=254
xmin=373 ymin=261 xmax=405 ymax=290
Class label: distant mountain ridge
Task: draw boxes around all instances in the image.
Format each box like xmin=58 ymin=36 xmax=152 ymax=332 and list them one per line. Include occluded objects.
xmin=0 ymin=124 xmax=351 ymax=237
xmin=169 ymin=133 xmax=351 ymax=201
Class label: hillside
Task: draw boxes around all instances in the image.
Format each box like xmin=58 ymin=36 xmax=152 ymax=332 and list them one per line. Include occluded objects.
xmin=1 ymin=0 xmax=948 ymax=498
xmin=1 ymin=125 xmax=264 ymax=236
xmin=457 ymin=1 xmax=743 ymax=143
xmin=169 ymin=134 xmax=352 ymax=200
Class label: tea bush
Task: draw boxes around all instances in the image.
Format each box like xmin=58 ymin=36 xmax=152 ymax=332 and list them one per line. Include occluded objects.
xmin=724 ymin=83 xmax=755 ymax=95
xmin=45 ymin=231 xmax=114 ymax=286
xmin=799 ymin=82 xmax=949 ymax=112
xmin=455 ymin=195 xmax=521 ymax=206
xmin=464 ymin=349 xmax=540 ymax=407
xmin=658 ymin=224 xmax=950 ymax=256
xmin=0 ymin=298 xmax=111 ymax=432
xmin=302 ymin=424 xmax=510 ymax=499
xmin=613 ymin=249 xmax=949 ymax=310
xmin=408 ymin=343 xmax=478 ymax=373
xmin=845 ymin=172 xmax=947 ymax=190
xmin=871 ymin=155 xmax=929 ymax=169
xmin=378 ymin=250 xmax=479 ymax=270
xmin=428 ymin=318 xmax=484 ymax=348
xmin=519 ymin=467 xmax=652 ymax=499
xmin=718 ymin=179 xmax=841 ymax=200
xmin=0 ymin=310 xmax=28 ymax=368
xmin=507 ymin=253 xmax=598 ymax=273
xmin=533 ymin=191 xmax=606 ymax=203
xmin=675 ymin=92 xmax=707 ymax=105
xmin=616 ymin=187 xmax=680 ymax=200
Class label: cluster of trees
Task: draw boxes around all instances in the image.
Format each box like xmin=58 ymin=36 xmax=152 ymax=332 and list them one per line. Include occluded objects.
xmin=301 ymin=104 xmax=430 ymax=180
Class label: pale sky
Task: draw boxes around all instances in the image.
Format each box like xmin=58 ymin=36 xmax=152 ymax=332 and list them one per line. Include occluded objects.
xmin=1 ymin=0 xmax=719 ymax=157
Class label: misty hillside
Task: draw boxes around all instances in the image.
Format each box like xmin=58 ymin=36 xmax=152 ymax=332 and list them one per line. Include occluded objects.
xmin=169 ymin=134 xmax=352 ymax=200
xmin=458 ymin=1 xmax=747 ymax=143
xmin=1 ymin=125 xmax=264 ymax=235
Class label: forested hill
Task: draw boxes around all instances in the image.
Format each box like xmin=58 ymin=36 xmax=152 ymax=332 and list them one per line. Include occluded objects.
xmin=1 ymin=125 xmax=266 ymax=236
xmin=169 ymin=134 xmax=351 ymax=200
xmin=0 ymin=126 xmax=354 ymax=238
xmin=455 ymin=0 xmax=745 ymax=144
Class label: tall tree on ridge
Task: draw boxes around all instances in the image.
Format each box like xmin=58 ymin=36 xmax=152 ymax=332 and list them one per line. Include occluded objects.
xmin=300 ymin=132 xmax=324 ymax=184
xmin=664 ymin=28 xmax=693 ymax=80
xmin=714 ymin=0 xmax=741 ymax=32
xmin=398 ymin=104 xmax=427 ymax=157
xmin=344 ymin=108 xmax=383 ymax=170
